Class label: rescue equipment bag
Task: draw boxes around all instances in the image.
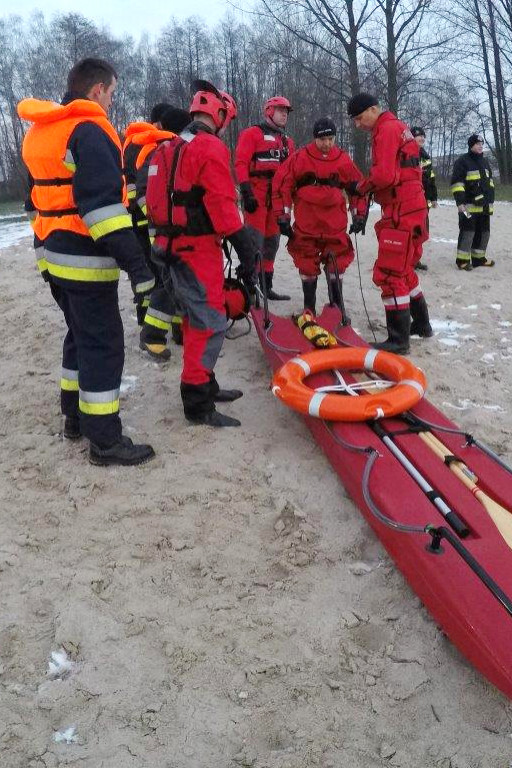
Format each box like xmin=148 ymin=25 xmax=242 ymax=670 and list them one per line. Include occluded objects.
xmin=377 ymin=228 xmax=410 ymax=273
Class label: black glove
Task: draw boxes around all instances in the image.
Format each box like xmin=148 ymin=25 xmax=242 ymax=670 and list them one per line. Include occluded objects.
xmin=240 ymin=181 xmax=258 ymax=214
xmin=277 ymin=215 xmax=293 ymax=238
xmin=133 ymin=292 xmax=151 ymax=326
xmin=345 ymin=180 xmax=363 ymax=196
xmin=349 ymin=215 xmax=366 ymax=235
xmin=227 ymin=226 xmax=258 ymax=281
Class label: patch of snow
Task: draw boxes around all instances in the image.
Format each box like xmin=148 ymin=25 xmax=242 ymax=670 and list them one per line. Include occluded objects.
xmin=121 ymin=375 xmax=138 ymax=393
xmin=430 ymin=237 xmax=457 ymax=244
xmin=463 ymin=305 xmax=478 ymax=310
xmin=480 ymin=353 xmax=495 ymax=365
xmin=499 ymin=321 xmax=512 ymax=327
xmin=491 ymin=303 xmax=502 ymax=310
xmin=53 ymin=726 xmax=78 ymax=744
xmin=438 ymin=337 xmax=460 ymax=347
xmin=47 ymin=648 xmax=75 ymax=679
xmin=443 ymin=399 xmax=505 ymax=412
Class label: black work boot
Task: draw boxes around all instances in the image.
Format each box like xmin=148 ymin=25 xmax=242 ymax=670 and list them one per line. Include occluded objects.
xmin=261 ymin=272 xmax=290 ymax=301
xmin=410 ymin=295 xmax=433 ymax=337
xmin=187 ymin=410 xmax=241 ymax=427
xmin=89 ymin=435 xmax=155 ymax=466
xmin=139 ymin=324 xmax=171 ymax=361
xmin=415 ymin=261 xmax=428 ymax=271
xmin=302 ymin=279 xmax=317 ymax=314
xmin=471 ymin=256 xmax=495 ymax=268
xmin=63 ymin=415 xmax=81 ymax=440
xmin=372 ymin=308 xmax=410 ymax=354
xmin=456 ymin=258 xmax=473 ymax=271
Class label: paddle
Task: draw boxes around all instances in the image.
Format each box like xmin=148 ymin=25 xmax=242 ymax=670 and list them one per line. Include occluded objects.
xmin=404 ymin=414 xmax=512 ymax=548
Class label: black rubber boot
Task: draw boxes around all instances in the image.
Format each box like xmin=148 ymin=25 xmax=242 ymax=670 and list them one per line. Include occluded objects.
xmin=89 ymin=435 xmax=155 ymax=466
xmin=181 ymin=382 xmax=241 ymax=427
xmin=410 ymin=295 xmax=433 ymax=338
xmin=372 ymin=308 xmax=410 ymax=354
xmin=209 ymin=373 xmax=243 ymax=403
xmin=63 ymin=415 xmax=81 ymax=440
xmin=415 ymin=261 xmax=428 ymax=271
xmin=139 ymin=324 xmax=171 ymax=361
xmin=261 ymin=272 xmax=290 ymax=301
xmin=302 ymin=279 xmax=317 ymax=314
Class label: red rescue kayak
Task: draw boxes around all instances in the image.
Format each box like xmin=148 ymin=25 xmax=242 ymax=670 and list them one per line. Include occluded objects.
xmin=251 ymin=302 xmax=512 ymax=700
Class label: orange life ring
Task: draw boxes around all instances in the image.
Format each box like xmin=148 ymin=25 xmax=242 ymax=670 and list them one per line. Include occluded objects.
xmin=272 ymin=347 xmax=426 ymax=421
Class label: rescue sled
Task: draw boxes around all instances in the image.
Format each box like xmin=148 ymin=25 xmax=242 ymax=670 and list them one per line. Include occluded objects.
xmin=250 ymin=301 xmax=512 ymax=700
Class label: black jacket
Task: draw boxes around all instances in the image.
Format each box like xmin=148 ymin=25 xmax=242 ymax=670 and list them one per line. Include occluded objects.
xmin=450 ymin=151 xmax=495 ymax=213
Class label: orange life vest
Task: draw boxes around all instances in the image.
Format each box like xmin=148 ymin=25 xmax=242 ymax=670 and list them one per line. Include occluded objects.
xmin=18 ymin=98 xmax=126 ymax=242
xmin=131 ymin=127 xmax=177 ymax=170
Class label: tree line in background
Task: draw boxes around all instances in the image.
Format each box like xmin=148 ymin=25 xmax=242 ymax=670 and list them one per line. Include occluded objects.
xmin=1 ymin=0 xmax=511 ymax=200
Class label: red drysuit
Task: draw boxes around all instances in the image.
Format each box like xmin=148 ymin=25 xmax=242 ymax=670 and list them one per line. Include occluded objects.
xmin=150 ymin=123 xmax=243 ymax=394
xmin=273 ymin=141 xmax=367 ymax=276
xmin=235 ymin=123 xmax=295 ymax=271
xmin=358 ymin=111 xmax=428 ymax=310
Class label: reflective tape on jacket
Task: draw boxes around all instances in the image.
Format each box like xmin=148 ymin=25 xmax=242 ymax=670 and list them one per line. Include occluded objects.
xmin=82 ymin=203 xmax=132 ymax=241
xmin=450 ymin=183 xmax=465 ymax=193
xmin=468 ymin=205 xmax=493 ymax=214
xmin=44 ymin=249 xmax=120 ymax=282
xmin=79 ymin=388 xmax=120 ymax=415
xmin=134 ymin=278 xmax=155 ymax=294
xmin=61 ymin=368 xmax=79 ymax=391
xmin=35 ymin=245 xmax=47 ymax=273
xmin=127 ymin=183 xmax=137 ymax=200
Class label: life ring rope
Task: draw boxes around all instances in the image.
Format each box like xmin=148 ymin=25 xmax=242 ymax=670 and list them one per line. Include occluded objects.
xmin=272 ymin=347 xmax=427 ymax=422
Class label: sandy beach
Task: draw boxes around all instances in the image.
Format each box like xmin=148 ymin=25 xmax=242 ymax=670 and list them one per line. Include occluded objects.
xmin=0 ymin=202 xmax=511 ymax=768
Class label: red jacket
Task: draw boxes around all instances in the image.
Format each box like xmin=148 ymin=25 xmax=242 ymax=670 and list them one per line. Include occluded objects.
xmin=359 ymin=111 xmax=424 ymax=208
xmin=235 ymin=123 xmax=295 ymax=192
xmin=273 ymin=142 xmax=367 ymax=238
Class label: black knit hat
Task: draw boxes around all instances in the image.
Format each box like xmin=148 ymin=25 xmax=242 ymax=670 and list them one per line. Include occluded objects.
xmin=161 ymin=106 xmax=191 ymax=133
xmin=150 ymin=102 xmax=170 ymax=123
xmin=468 ymin=133 xmax=484 ymax=149
xmin=313 ymin=117 xmax=337 ymax=138
xmin=411 ymin=126 xmax=425 ymax=137
xmin=347 ymin=92 xmax=379 ymax=118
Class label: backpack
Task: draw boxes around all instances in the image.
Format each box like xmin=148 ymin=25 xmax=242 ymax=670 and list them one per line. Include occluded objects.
xmin=146 ymin=135 xmax=214 ymax=238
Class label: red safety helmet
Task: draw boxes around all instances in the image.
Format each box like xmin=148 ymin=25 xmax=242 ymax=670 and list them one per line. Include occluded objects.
xmin=190 ymin=79 xmax=237 ymax=132
xmin=264 ymin=96 xmax=293 ymax=120
xmin=219 ymin=90 xmax=237 ymax=130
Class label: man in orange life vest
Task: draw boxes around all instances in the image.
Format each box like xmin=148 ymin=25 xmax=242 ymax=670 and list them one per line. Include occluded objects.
xmin=147 ymin=81 xmax=258 ymax=427
xmin=347 ymin=93 xmax=432 ymax=354
xmin=273 ymin=117 xmax=367 ymax=316
xmin=18 ymin=58 xmax=156 ymax=465
xmin=235 ymin=96 xmax=295 ymax=301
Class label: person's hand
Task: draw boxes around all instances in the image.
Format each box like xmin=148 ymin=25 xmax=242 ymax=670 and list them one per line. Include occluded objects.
xmin=431 ymin=200 xmax=438 ymax=209
xmin=240 ymin=182 xmax=258 ymax=214
xmin=457 ymin=204 xmax=467 ymax=213
xmin=349 ymin=215 xmax=366 ymax=235
xmin=277 ymin=215 xmax=293 ymax=238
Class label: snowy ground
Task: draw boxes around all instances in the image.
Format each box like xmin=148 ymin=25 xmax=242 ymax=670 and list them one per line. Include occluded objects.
xmin=0 ymin=205 xmax=511 ymax=768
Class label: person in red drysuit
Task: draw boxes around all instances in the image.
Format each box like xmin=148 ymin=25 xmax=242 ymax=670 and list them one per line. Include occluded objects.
xmin=234 ymin=96 xmax=295 ymax=300
xmin=148 ymin=80 xmax=258 ymax=427
xmin=348 ymin=93 xmax=432 ymax=353
xmin=273 ymin=117 xmax=367 ymax=316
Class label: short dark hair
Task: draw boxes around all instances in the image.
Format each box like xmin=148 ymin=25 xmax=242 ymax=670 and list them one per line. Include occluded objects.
xmin=160 ymin=106 xmax=191 ymax=133
xmin=150 ymin=102 xmax=170 ymax=124
xmin=67 ymin=58 xmax=117 ymax=97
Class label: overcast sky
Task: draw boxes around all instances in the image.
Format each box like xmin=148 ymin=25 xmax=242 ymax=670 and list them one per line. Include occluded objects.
xmin=3 ymin=0 xmax=239 ymax=38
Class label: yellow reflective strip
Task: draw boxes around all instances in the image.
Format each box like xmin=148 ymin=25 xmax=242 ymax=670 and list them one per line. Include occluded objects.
xmin=468 ymin=206 xmax=484 ymax=213
xmin=140 ymin=204 xmax=147 ymax=216
xmin=137 ymin=219 xmax=148 ymax=227
xmin=171 ymin=315 xmax=183 ymax=325
xmin=142 ymin=297 xmax=150 ymax=308
xmin=47 ymin=263 xmax=120 ymax=282
xmin=490 ymin=180 xmax=495 ymax=187
xmin=127 ymin=189 xmax=136 ymax=199
xmin=61 ymin=378 xmax=79 ymax=391
xmin=89 ymin=214 xmax=132 ymax=240
xmin=36 ymin=256 xmax=48 ymax=272
xmin=466 ymin=172 xmax=480 ymax=180
xmin=79 ymin=398 xmax=120 ymax=415
xmin=456 ymin=251 xmax=470 ymax=260
xmin=149 ymin=235 xmax=155 ymax=245
xmin=145 ymin=314 xmax=171 ymax=330
xmin=450 ymin=183 xmax=465 ymax=192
